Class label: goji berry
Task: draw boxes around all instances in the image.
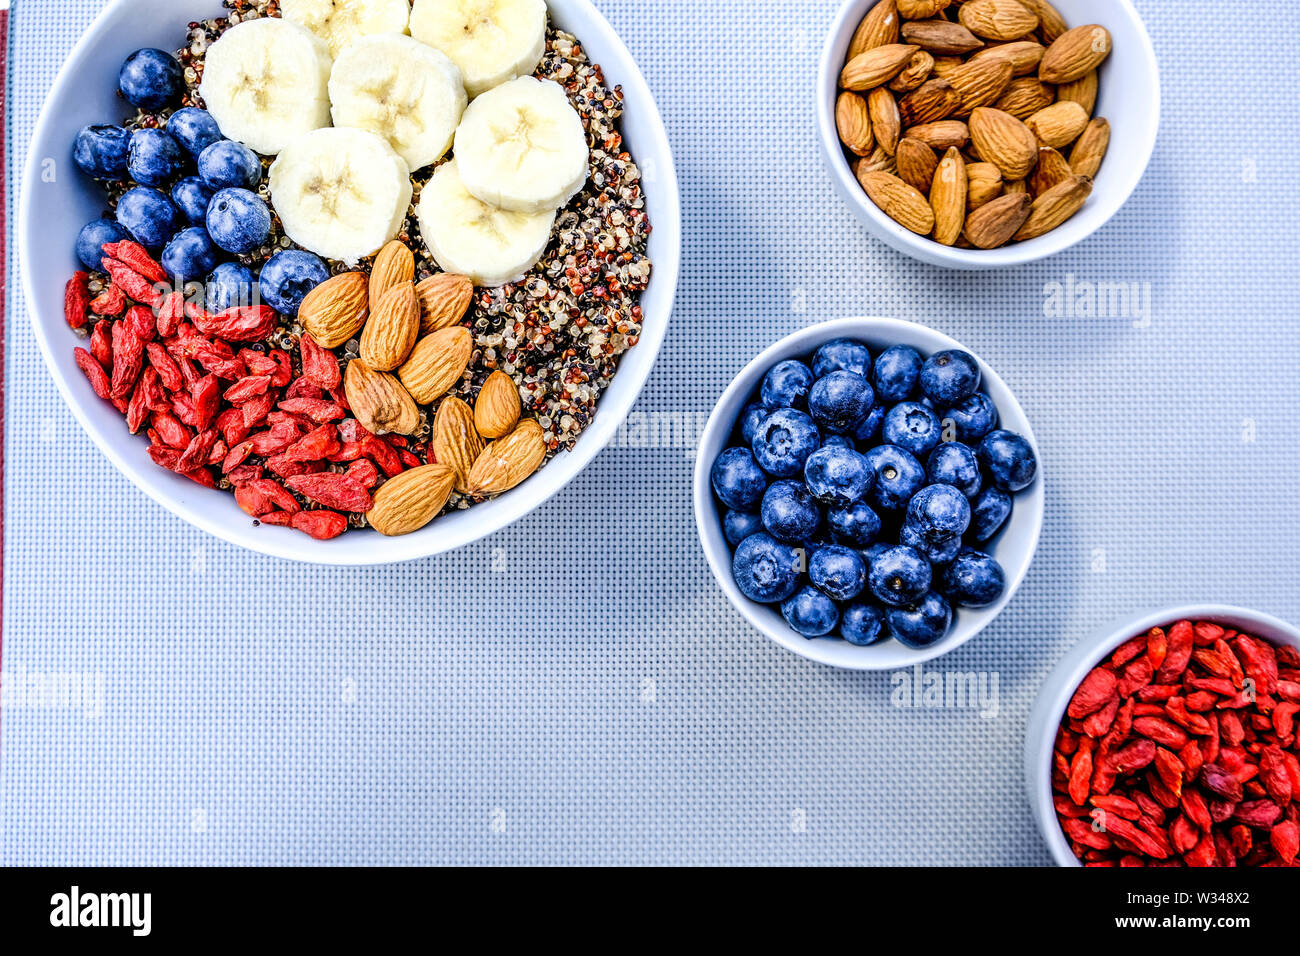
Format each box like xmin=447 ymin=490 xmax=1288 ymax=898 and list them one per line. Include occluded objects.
xmin=103 ymin=240 xmax=167 ymax=284
xmin=90 ymin=321 xmax=113 ymax=368
xmin=65 ymin=272 xmax=91 ymax=329
xmin=223 ymin=374 xmax=272 ymax=404
xmin=1154 ymin=620 xmax=1194 ymax=684
xmin=299 ymin=333 xmax=341 ymax=389
xmin=284 ymin=424 xmax=341 ymax=462
xmin=101 ymin=257 xmax=162 ymax=307
xmin=108 ymin=322 xmax=144 ymax=399
xmin=151 ymin=411 xmax=192 ymax=449
xmin=290 ymin=510 xmax=348 ymax=540
xmin=90 ymin=284 xmax=127 ymax=316
xmin=285 ymin=473 xmax=374 ymax=512
xmin=74 ymin=348 xmax=111 ymax=400
xmin=191 ymin=304 xmax=278 ymax=343
xmin=190 ymin=374 xmax=221 ymax=430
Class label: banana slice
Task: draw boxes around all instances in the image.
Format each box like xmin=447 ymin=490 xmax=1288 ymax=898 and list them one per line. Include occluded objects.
xmin=417 ymin=159 xmax=555 ymax=287
xmin=199 ymin=18 xmax=333 ymax=156
xmin=454 ymin=76 xmax=588 ymax=214
xmin=281 ymin=0 xmax=412 ymax=59
xmin=269 ymin=127 xmax=413 ymax=264
xmin=329 ymin=34 xmax=467 ymax=172
xmin=409 ymin=0 xmax=546 ymax=98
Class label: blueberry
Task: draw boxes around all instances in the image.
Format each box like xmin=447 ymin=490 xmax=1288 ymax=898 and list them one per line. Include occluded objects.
xmin=841 ymin=603 xmax=887 ymax=646
xmin=161 ymin=226 xmax=220 ymax=281
xmin=809 ymin=545 xmax=867 ymax=601
xmin=867 ymin=545 xmax=932 ymax=607
xmin=804 ymin=445 xmax=873 ymax=507
xmin=883 ymin=401 xmax=942 ymax=458
xmin=827 ymin=499 xmax=881 ymax=548
xmin=75 ymin=219 xmax=131 ymax=272
xmin=166 ymin=107 xmax=223 ymax=156
xmin=73 ymin=125 xmax=131 ymax=180
xmin=978 ymin=429 xmax=1038 ymax=492
xmin=941 ymin=549 xmax=1006 ymax=608
xmin=171 ymin=176 xmax=216 ymax=224
xmin=760 ymin=360 xmax=814 ymax=409
xmin=906 ymin=484 xmax=972 ymax=541
xmin=782 ymin=586 xmax=840 ymax=638
xmin=206 ymin=188 xmax=271 ymax=254
xmin=711 ymin=447 xmax=768 ymax=512
xmin=808 ymin=370 xmax=874 ymax=435
xmin=739 ymin=403 xmax=773 ymax=446
xmin=927 ymin=442 xmax=981 ymax=497
xmin=119 ymin=49 xmax=184 ymax=111
xmin=863 ymin=444 xmax=925 ymax=512
xmin=732 ymin=533 xmax=803 ymax=604
xmin=862 ymin=542 xmax=893 ymax=568
xmin=752 ymin=408 xmax=820 ymax=478
xmin=259 ymin=250 xmax=329 ymax=316
xmin=723 ymin=510 xmax=765 ymax=548
xmin=127 ymin=128 xmax=186 ymax=187
xmin=968 ymin=486 xmax=1013 ymax=543
xmin=886 ymin=591 xmax=952 ymax=649
xmin=822 ymin=434 xmax=854 ymax=450
xmin=920 ymin=350 xmax=981 ymax=405
xmin=198 ymin=140 xmax=263 ymax=190
xmin=852 ymin=404 xmax=886 ymax=444
xmin=116 ymin=186 xmax=180 ymax=249
xmin=901 ymin=521 xmax=962 ymax=567
xmin=939 ymin=392 xmax=999 ymax=443
xmin=812 ymin=337 xmax=871 ymax=378
xmin=873 ymin=345 xmax=923 ymax=403
xmin=761 ymin=480 xmax=821 ymax=544
xmin=205 ymin=262 xmax=259 ymax=313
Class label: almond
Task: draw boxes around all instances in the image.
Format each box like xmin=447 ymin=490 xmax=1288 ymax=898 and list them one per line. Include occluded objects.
xmin=855 ymin=145 xmax=899 ymax=179
xmin=970 ymin=39 xmax=1046 ymax=76
xmin=969 ymin=106 xmax=1038 ymax=179
xmin=868 ymin=88 xmax=902 ymax=155
xmin=899 ymin=78 xmax=960 ymax=126
xmin=897 ymin=0 xmax=950 ymax=17
xmin=1039 ymin=25 xmax=1111 ymax=84
xmin=964 ymin=191 xmax=1032 ymax=248
xmin=298 ymin=272 xmax=369 ymax=349
xmin=397 ymin=326 xmax=472 ymax=405
xmin=415 ymin=273 xmax=474 ymax=334
xmin=958 ymin=0 xmax=1039 ymax=41
xmin=848 ymin=0 xmax=900 ymax=58
xmin=1028 ymin=145 xmax=1072 ymax=196
xmin=930 ymin=147 xmax=968 ymax=246
xmin=966 ymin=161 xmax=1003 ymax=209
xmin=840 ymin=44 xmax=920 ymax=91
xmin=474 ymin=370 xmax=522 ymax=440
xmin=1069 ymin=117 xmax=1110 ymax=178
xmin=1004 ymin=178 xmax=1028 ymax=194
xmin=1056 ymin=70 xmax=1098 ymax=115
xmin=896 ymin=137 xmax=939 ymax=193
xmin=994 ymin=77 xmax=1055 ymax=119
xmin=859 ymin=170 xmax=936 ymax=235
xmin=359 ymin=282 xmax=420 ymax=371
xmin=344 ymin=359 xmax=419 ymax=436
xmin=836 ymin=91 xmax=875 ymax=157
xmin=930 ymin=56 xmax=964 ymax=79
xmin=888 ymin=50 xmax=936 ymax=93
xmin=369 ymin=240 xmax=415 ymax=305
xmin=366 ymin=464 xmax=456 ymax=537
xmin=901 ymin=20 xmax=984 ymax=56
xmin=432 ymin=396 xmax=484 ymax=493
xmin=945 ymin=57 xmax=1013 ymax=114
xmin=1026 ymin=100 xmax=1089 ymax=148
xmin=1014 ymin=173 xmax=1092 ymax=239
xmin=907 ymin=119 xmax=969 ymax=150
xmin=466 ymin=419 xmax=547 ymax=498
xmin=1021 ymin=0 xmax=1067 ymax=44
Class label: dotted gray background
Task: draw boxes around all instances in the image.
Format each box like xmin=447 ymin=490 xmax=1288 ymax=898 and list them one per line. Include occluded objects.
xmin=4 ymin=0 xmax=1299 ymax=865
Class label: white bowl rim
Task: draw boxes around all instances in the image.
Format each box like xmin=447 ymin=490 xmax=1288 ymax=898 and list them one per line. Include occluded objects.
xmin=693 ymin=316 xmax=1045 ymax=671
xmin=19 ymin=0 xmax=682 ymax=566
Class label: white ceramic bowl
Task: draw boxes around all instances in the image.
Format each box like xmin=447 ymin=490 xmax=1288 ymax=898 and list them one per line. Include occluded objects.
xmin=694 ymin=317 xmax=1044 ymax=670
xmin=817 ymin=0 xmax=1160 ymax=270
xmin=19 ymin=0 xmax=680 ymax=565
xmin=1025 ymin=604 xmax=1300 ymax=866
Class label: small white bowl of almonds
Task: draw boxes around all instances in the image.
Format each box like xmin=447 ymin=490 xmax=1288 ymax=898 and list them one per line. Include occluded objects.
xmin=817 ymin=0 xmax=1159 ymax=269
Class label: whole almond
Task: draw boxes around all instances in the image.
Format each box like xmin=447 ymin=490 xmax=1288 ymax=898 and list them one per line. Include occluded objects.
xmin=298 ymin=272 xmax=369 ymax=349
xmin=966 ymin=161 xmax=1003 ymax=209
xmin=397 ymin=326 xmax=472 ymax=405
xmin=930 ymin=56 xmax=964 ymax=79
xmin=840 ymin=44 xmax=920 ymax=91
xmin=888 ymin=50 xmax=936 ymax=93
xmin=1014 ymin=173 xmax=1092 ymax=239
xmin=1026 ymin=99 xmax=1089 ymax=148
xmin=995 ymin=77 xmax=1055 ymax=119
xmin=1004 ymin=178 xmax=1028 ymax=194
xmin=899 ymin=78 xmax=960 ymax=126
xmin=859 ymin=170 xmax=936 ymax=235
xmin=897 ymin=0 xmax=950 ymax=18
xmin=930 ymin=147 xmax=968 ymax=245
xmin=868 ymin=88 xmax=902 ymax=155
xmin=369 ymin=240 xmax=414 ymax=305
xmin=945 ymin=57 xmax=1014 ymax=114
xmin=970 ymin=39 xmax=1046 ymax=76
xmin=1069 ymin=117 xmax=1110 ymax=178
xmin=366 ymin=464 xmax=456 ymax=537
xmin=1057 ymin=70 xmax=1098 ymax=115
xmin=964 ymin=191 xmax=1032 ymax=248
xmin=958 ymin=0 xmax=1039 ymax=42
xmin=1029 ymin=145 xmax=1072 ymax=196
xmin=901 ymin=20 xmax=984 ymax=56
xmin=836 ymin=91 xmax=875 ymax=156
xmin=896 ymin=137 xmax=939 ymax=193
xmin=855 ymin=145 xmax=899 ymax=179
xmin=1039 ymin=25 xmax=1111 ymax=84
xmin=1021 ymin=0 xmax=1067 ymax=43
xmin=466 ymin=419 xmax=547 ymax=497
xmin=969 ymin=106 xmax=1038 ymax=179
xmin=848 ymin=0 xmax=900 ymax=58
xmin=907 ymin=119 xmax=969 ymax=150
xmin=344 ymin=359 xmax=419 ymax=436
xmin=415 ymin=273 xmax=474 ymax=334
xmin=359 ymin=282 xmax=420 ymax=371
xmin=474 ymin=370 xmax=522 ymax=440
xmin=432 ymin=396 xmax=484 ymax=493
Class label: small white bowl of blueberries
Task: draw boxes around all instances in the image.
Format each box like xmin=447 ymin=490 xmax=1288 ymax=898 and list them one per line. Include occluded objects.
xmin=694 ymin=317 xmax=1044 ymax=670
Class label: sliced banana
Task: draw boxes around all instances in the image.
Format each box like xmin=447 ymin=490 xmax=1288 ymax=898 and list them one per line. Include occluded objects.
xmin=199 ymin=18 xmax=333 ymax=156
xmin=329 ymin=34 xmax=467 ymax=172
xmin=454 ymin=76 xmax=588 ymax=214
xmin=409 ymin=0 xmax=547 ymax=98
xmin=417 ymin=159 xmax=555 ymax=287
xmin=281 ymin=0 xmax=412 ymax=59
xmin=269 ymin=127 xmax=413 ymax=264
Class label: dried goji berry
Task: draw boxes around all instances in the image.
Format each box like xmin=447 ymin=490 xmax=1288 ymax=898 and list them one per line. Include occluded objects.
xmin=1271 ymin=821 xmax=1299 ymax=863
xmin=152 ymin=411 xmax=193 ymax=449
xmin=125 ymin=305 xmax=156 ymax=343
xmin=176 ymin=428 xmax=219 ymax=474
xmin=285 ymin=473 xmax=374 ymax=512
xmin=299 ymin=332 xmax=341 ymax=389
xmin=191 ymin=304 xmax=278 ymax=343
xmin=74 ymin=347 xmax=112 ymax=400
xmin=65 ymin=272 xmax=91 ymax=329
xmin=90 ymin=284 xmax=127 ymax=316
xmin=278 ymin=397 xmax=346 ymax=423
xmin=345 ymin=458 xmax=380 ymax=490
xmin=224 ymin=374 xmax=272 ymax=404
xmin=284 ymin=423 xmax=341 ymax=462
xmin=246 ymin=479 xmax=300 ymax=514
xmin=103 ymin=239 xmax=167 ymax=283
xmin=290 ymin=510 xmax=348 ymax=540
xmin=101 ymin=256 xmax=162 ymax=307
xmin=146 ymin=342 xmax=184 ymax=392
xmin=1068 ymin=739 xmax=1093 ymax=806
xmin=241 ymin=391 xmax=277 ymax=430
xmin=191 ymin=374 xmax=221 ymax=430
xmin=1154 ymin=620 xmax=1194 ymax=684
xmin=1133 ymin=717 xmax=1188 ymax=749
xmin=89 ymin=320 xmax=113 ymax=367
xmin=1235 ymin=634 xmax=1279 ymax=695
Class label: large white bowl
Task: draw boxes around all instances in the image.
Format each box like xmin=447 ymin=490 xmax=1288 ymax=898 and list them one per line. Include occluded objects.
xmin=817 ymin=0 xmax=1160 ymax=270
xmin=20 ymin=0 xmax=681 ymax=565
xmin=693 ymin=317 xmax=1044 ymax=670
xmin=1024 ymin=605 xmax=1300 ymax=866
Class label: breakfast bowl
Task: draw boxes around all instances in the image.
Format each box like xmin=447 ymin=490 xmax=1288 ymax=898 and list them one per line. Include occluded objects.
xmin=20 ymin=0 xmax=680 ymax=565
xmin=816 ymin=0 xmax=1160 ymax=270
xmin=694 ymin=317 xmax=1044 ymax=670
xmin=1026 ymin=605 xmax=1300 ymax=866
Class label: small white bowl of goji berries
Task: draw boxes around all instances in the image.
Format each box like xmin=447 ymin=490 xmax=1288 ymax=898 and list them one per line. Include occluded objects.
xmin=1027 ymin=605 xmax=1300 ymax=867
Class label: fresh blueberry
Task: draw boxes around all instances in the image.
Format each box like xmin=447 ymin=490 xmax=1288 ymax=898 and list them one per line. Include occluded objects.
xmin=723 ymin=510 xmax=765 ymax=549
xmin=822 ymin=434 xmax=853 ymax=450
xmin=782 ymin=586 xmax=840 ymax=638
xmin=901 ymin=521 xmax=962 ymax=566
xmin=116 ymin=186 xmax=180 ymax=249
xmin=166 ymin=107 xmax=223 ymax=156
xmin=861 ymin=542 xmax=893 ymax=569
xmin=804 ymin=445 xmax=873 ymax=506
xmin=760 ymin=360 xmax=814 ymax=409
xmin=73 ymin=125 xmax=131 ymax=180
xmin=752 ymin=408 xmax=820 ymax=478
xmin=75 ymin=219 xmax=131 ymax=272
xmin=968 ymin=486 xmax=1013 ymax=543
xmin=127 ymin=128 xmax=186 ymax=186
xmin=939 ymin=392 xmax=999 ymax=443
xmin=161 ymin=226 xmax=220 ymax=281
xmin=711 ymin=447 xmax=768 ymax=512
xmin=205 ymin=262 xmax=259 ymax=313
xmin=978 ymin=429 xmax=1038 ymax=492
xmin=841 ymin=603 xmax=887 ymax=646
xmin=883 ymin=401 xmax=941 ymax=458
xmin=812 ymin=338 xmax=871 ymax=378
xmin=206 ymin=188 xmax=271 ymax=254
xmin=739 ymin=403 xmax=773 ymax=446
xmin=873 ymin=345 xmax=923 ymax=403
xmin=906 ymin=484 xmax=972 ymax=541
xmin=198 ymin=140 xmax=263 ymax=190
xmin=886 ymin=591 xmax=952 ymax=649
xmin=809 ymin=544 xmax=867 ymax=601
xmin=863 ymin=444 xmax=926 ymax=512
xmin=927 ymin=442 xmax=981 ymax=497
xmin=732 ymin=533 xmax=803 ymax=604
xmin=761 ymin=480 xmax=821 ymax=544
xmin=171 ymin=176 xmax=216 ymax=224
xmin=827 ymin=499 xmax=881 ymax=548
xmin=920 ymin=350 xmax=981 ymax=405
xmin=808 ymin=370 xmax=874 ymax=435
xmin=119 ymin=48 xmax=184 ymax=110
xmin=867 ymin=545 xmax=932 ymax=607
xmin=259 ymin=250 xmax=329 ymax=316
xmin=941 ymin=549 xmax=1006 ymax=608
xmin=852 ymin=404 xmax=886 ymax=443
